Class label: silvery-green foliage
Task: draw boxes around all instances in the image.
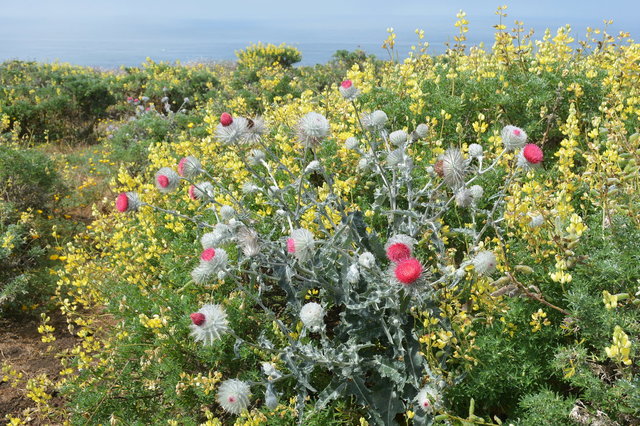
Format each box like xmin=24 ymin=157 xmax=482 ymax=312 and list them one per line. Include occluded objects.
xmin=145 ymin=106 xmax=514 ymax=425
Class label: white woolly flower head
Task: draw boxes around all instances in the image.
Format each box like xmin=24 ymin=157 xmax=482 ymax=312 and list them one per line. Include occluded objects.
xmin=219 ymin=205 xmax=235 ymax=221
xmin=501 ymin=125 xmax=527 ymax=151
xmin=345 ymin=136 xmax=359 ymax=150
xmin=217 ymin=379 xmax=251 ymax=415
xmin=441 ymin=148 xmax=467 ymax=189
xmin=386 ymin=149 xmax=407 ymax=169
xmin=191 ymin=248 xmax=229 ymax=284
xmin=300 ymin=302 xmax=325 ymax=332
xmin=116 ymin=192 xmax=142 ymax=213
xmin=339 ymin=80 xmax=360 ymax=100
xmin=201 ymin=224 xmax=233 ymax=248
xmin=241 ymin=181 xmax=260 ymax=194
xmin=287 ymin=228 xmax=315 ymax=262
xmin=305 ymin=160 xmax=321 ymax=173
xmin=236 ymin=227 xmax=260 ymax=257
xmin=247 ymin=149 xmax=266 ymax=166
xmin=389 ymin=130 xmax=408 ymax=146
xmin=529 ymin=213 xmax=545 ymax=228
xmin=216 ymin=116 xmax=249 ymax=145
xmin=178 ymin=156 xmax=202 ymax=179
xmin=385 ymin=234 xmax=416 ymax=252
xmin=357 ymin=156 xmax=372 ymax=171
xmin=414 ymin=123 xmax=429 ymax=139
xmin=416 ymin=386 xmax=440 ymax=413
xmin=155 ymin=167 xmax=180 ymax=193
xmin=468 ymin=143 xmax=484 ymax=158
xmin=469 ymin=184 xmax=484 ymax=201
xmin=189 ymin=303 xmax=230 ymax=345
xmin=358 ymin=252 xmax=375 ymax=269
xmin=189 ymin=181 xmax=214 ymax=200
xmin=362 ymin=110 xmax=388 ymax=131
xmin=297 ymin=112 xmax=330 ymax=148
xmin=243 ymin=116 xmax=267 ymax=144
xmin=346 ymin=264 xmax=360 ymax=284
xmin=472 ymin=250 xmax=497 ymax=276
xmin=455 ymin=188 xmax=473 ymax=208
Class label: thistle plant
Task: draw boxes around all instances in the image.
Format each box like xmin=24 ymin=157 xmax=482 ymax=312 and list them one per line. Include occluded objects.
xmin=115 ymin=82 xmax=543 ymax=424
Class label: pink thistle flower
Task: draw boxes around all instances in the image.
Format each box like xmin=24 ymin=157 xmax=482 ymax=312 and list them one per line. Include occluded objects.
xmin=154 ymin=167 xmax=180 ymax=193
xmin=115 ymin=192 xmax=141 ymax=212
xmin=523 ymin=144 xmax=543 ymax=164
xmin=394 ymin=258 xmax=423 ymax=285
xmin=190 ymin=312 xmax=205 ymax=326
xmin=286 ymin=238 xmax=296 ymax=253
xmin=339 ymin=80 xmax=359 ymax=100
xmin=188 ymin=185 xmax=197 ymax=200
xmin=116 ymin=193 xmax=129 ymax=212
xmin=201 ymin=248 xmax=216 ymax=261
xmin=157 ymin=175 xmax=169 ymax=188
xmin=220 ymin=112 xmax=233 ymax=127
xmin=341 ymin=80 xmax=353 ymax=89
xmin=386 ymin=243 xmax=411 ymax=263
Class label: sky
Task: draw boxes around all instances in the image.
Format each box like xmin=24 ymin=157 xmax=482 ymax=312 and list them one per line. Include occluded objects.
xmin=0 ymin=0 xmax=638 ymax=66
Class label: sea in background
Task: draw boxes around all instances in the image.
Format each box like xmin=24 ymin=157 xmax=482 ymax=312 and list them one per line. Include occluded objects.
xmin=1 ymin=12 xmax=638 ymax=68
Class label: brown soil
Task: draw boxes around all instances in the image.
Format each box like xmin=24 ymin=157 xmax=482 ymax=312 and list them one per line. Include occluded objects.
xmin=0 ymin=310 xmax=77 ymax=422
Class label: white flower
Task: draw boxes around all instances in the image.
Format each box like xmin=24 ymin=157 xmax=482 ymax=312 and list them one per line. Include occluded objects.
xmin=116 ymin=192 xmax=142 ymax=212
xmin=216 ymin=116 xmax=249 ymax=145
xmin=346 ymin=264 xmax=360 ymax=284
xmin=416 ymin=386 xmax=439 ymax=413
xmin=287 ymin=228 xmax=315 ymax=262
xmin=358 ymin=252 xmax=375 ymax=268
xmin=300 ymin=302 xmax=325 ymax=332
xmin=241 ymin=181 xmax=259 ymax=194
xmin=501 ymin=125 xmax=527 ymax=151
xmin=362 ymin=110 xmax=388 ymax=131
xmin=217 ymin=379 xmax=251 ymax=415
xmin=455 ymin=188 xmax=473 ymax=208
xmin=247 ymin=149 xmax=266 ymax=166
xmin=297 ymin=112 xmax=330 ymax=148
xmin=345 ymin=137 xmax=359 ymax=150
xmin=155 ymin=167 xmax=180 ymax=193
xmin=189 ymin=304 xmax=230 ymax=344
xmin=201 ymin=224 xmax=232 ymax=248
xmin=469 ymin=184 xmax=484 ymax=201
xmin=305 ymin=160 xmax=321 ymax=173
xmin=236 ymin=227 xmax=260 ymax=257
xmin=357 ymin=156 xmax=372 ymax=171
xmin=385 ymin=234 xmax=416 ymax=252
xmin=191 ymin=248 xmax=229 ymax=284
xmin=178 ymin=156 xmax=202 ymax=178
xmin=529 ymin=213 xmax=545 ymax=228
xmin=414 ymin=123 xmax=429 ymax=139
xmin=244 ymin=116 xmax=267 ymax=144
xmin=468 ymin=143 xmax=484 ymax=158
xmin=389 ymin=130 xmax=408 ymax=146
xmin=339 ymin=80 xmax=360 ymax=100
xmin=472 ymin=251 xmax=497 ymax=276
xmin=220 ymin=205 xmax=235 ymax=221
xmin=386 ymin=149 xmax=406 ymax=169
xmin=189 ymin=181 xmax=214 ymax=200
xmin=441 ymin=148 xmax=467 ymax=189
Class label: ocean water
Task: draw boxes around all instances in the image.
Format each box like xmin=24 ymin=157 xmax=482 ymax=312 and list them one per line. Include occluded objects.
xmin=0 ymin=15 xmax=637 ymax=68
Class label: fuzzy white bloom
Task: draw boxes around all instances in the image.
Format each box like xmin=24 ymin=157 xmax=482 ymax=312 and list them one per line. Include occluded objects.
xmin=154 ymin=167 xmax=180 ymax=193
xmin=189 ymin=181 xmax=214 ymax=200
xmin=201 ymin=224 xmax=233 ymax=248
xmin=362 ymin=110 xmax=388 ymax=131
xmin=339 ymin=80 xmax=360 ymax=100
xmin=305 ymin=160 xmax=321 ymax=173
xmin=220 ymin=205 xmax=235 ymax=221
xmin=116 ymin=192 xmax=142 ymax=212
xmin=501 ymin=125 xmax=527 ymax=151
xmin=217 ymin=379 xmax=251 ymax=415
xmin=416 ymin=386 xmax=439 ymax=413
xmin=300 ymin=302 xmax=325 ymax=332
xmin=346 ymin=264 xmax=360 ymax=284
xmin=441 ymin=148 xmax=467 ymax=189
xmin=358 ymin=252 xmax=376 ymax=268
xmin=287 ymin=228 xmax=315 ymax=262
xmin=385 ymin=234 xmax=416 ymax=251
xmin=189 ymin=304 xmax=230 ymax=344
xmin=191 ymin=248 xmax=229 ymax=283
xmin=243 ymin=117 xmax=267 ymax=144
xmin=345 ymin=136 xmax=359 ymax=150
xmin=357 ymin=156 xmax=372 ymax=171
xmin=216 ymin=117 xmax=249 ymax=145
xmin=236 ymin=227 xmax=260 ymax=257
xmin=241 ymin=181 xmax=259 ymax=194
xmin=247 ymin=149 xmax=266 ymax=166
xmin=529 ymin=213 xmax=545 ymax=228
xmin=178 ymin=156 xmax=202 ymax=178
xmin=389 ymin=130 xmax=408 ymax=146
xmin=297 ymin=112 xmax=330 ymax=148
xmin=468 ymin=143 xmax=484 ymax=158
xmin=455 ymin=188 xmax=473 ymax=208
xmin=469 ymin=184 xmax=484 ymax=201
xmin=472 ymin=251 xmax=497 ymax=276
xmin=415 ymin=123 xmax=429 ymax=138
xmin=386 ymin=149 xmax=405 ymax=169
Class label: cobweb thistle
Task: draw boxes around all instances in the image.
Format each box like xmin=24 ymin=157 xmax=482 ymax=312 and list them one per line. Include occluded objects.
xmin=358 ymin=252 xmax=375 ymax=268
xmin=189 ymin=303 xmax=230 ymax=344
xmin=441 ymin=148 xmax=467 ymax=189
xmin=244 ymin=117 xmax=267 ymax=144
xmin=286 ymin=228 xmax=315 ymax=262
xmin=472 ymin=251 xmax=497 ymax=276
xmin=389 ymin=130 xmax=408 ymax=147
xmin=385 ymin=234 xmax=416 ymax=263
xmin=155 ymin=167 xmax=180 ymax=193
xmin=468 ymin=143 xmax=484 ymax=158
xmin=297 ymin=112 xmax=330 ymax=148
xmin=236 ymin=227 xmax=260 ymax=257
xmin=414 ymin=123 xmax=429 ymax=139
xmin=339 ymin=80 xmax=360 ymax=100
xmin=501 ymin=125 xmax=527 ymax=151
xmin=517 ymin=144 xmax=544 ymax=170
xmin=191 ymin=248 xmax=229 ymax=283
xmin=177 ymin=156 xmax=202 ymax=179
xmin=188 ymin=182 xmax=214 ymax=200
xmin=300 ymin=302 xmax=325 ymax=332
xmin=392 ymin=257 xmax=424 ymax=286
xmin=115 ymin=192 xmax=141 ymax=212
xmin=345 ymin=136 xmax=359 ymax=150
xmin=216 ymin=379 xmax=251 ymax=415
xmin=416 ymin=386 xmax=439 ymax=414
xmin=455 ymin=188 xmax=473 ymax=208
xmin=362 ymin=110 xmax=388 ymax=131
xmin=216 ymin=114 xmax=249 ymax=145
